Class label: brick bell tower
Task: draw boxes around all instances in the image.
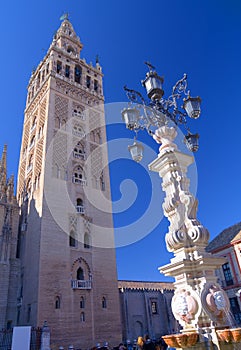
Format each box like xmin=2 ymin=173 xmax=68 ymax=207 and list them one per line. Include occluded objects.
xmin=16 ymin=14 xmax=121 ymax=348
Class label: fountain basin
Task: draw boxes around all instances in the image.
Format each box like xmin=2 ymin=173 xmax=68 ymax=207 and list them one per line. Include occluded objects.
xmin=216 ymin=327 xmax=241 ymax=343
xmin=162 ymin=332 xmax=199 ymax=348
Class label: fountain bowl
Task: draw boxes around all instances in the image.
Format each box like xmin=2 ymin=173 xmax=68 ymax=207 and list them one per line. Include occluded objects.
xmin=230 ymin=328 xmax=241 ymax=343
xmin=162 ymin=332 xmax=199 ymax=348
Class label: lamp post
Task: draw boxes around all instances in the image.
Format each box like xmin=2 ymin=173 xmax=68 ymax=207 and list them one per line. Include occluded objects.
xmin=121 ymin=62 xmax=201 ymax=161
xmin=122 ymin=63 xmax=240 ymax=350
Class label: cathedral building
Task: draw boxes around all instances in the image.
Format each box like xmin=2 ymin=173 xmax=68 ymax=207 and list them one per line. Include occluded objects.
xmin=118 ymin=281 xmax=177 ymax=341
xmin=11 ymin=16 xmax=121 ymax=348
xmin=0 ymin=146 xmax=20 ymax=330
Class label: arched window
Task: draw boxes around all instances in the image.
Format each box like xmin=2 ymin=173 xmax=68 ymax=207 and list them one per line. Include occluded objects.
xmin=94 ymin=79 xmax=98 ymax=92
xmin=65 ymin=65 xmax=70 ymax=78
xmin=77 ymin=267 xmax=84 ymax=281
xmin=57 ymin=61 xmax=62 ymax=74
xmin=67 ymin=46 xmax=75 ymax=54
xmin=84 ymin=233 xmax=91 ymax=249
xmin=86 ymin=75 xmax=91 ymax=89
xmin=102 ymin=297 xmax=107 ymax=309
xmin=75 ymin=65 xmax=82 ymax=83
xmin=80 ymin=296 xmax=85 ymax=309
xmin=73 ymin=141 xmax=85 ymax=159
xmin=80 ymin=312 xmax=85 ymax=322
xmin=73 ymin=166 xmax=85 ymax=185
xmin=55 ymin=296 xmax=61 ymax=309
xmin=77 ymin=198 xmax=83 ymax=206
xmin=76 ymin=198 xmax=84 ymax=214
xmin=73 ymin=125 xmax=85 ymax=138
xmin=69 ymin=230 xmax=76 ymax=247
xmin=73 ymin=106 xmax=85 ymax=120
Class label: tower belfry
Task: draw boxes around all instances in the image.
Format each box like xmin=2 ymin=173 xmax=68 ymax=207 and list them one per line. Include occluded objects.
xmin=16 ymin=17 xmax=121 ymax=348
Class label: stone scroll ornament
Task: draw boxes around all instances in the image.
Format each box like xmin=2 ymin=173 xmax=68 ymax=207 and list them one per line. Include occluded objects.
xmin=201 ymin=283 xmax=230 ymax=325
xmin=171 ymin=288 xmax=200 ymax=327
xmin=153 ymin=126 xmax=210 ymax=253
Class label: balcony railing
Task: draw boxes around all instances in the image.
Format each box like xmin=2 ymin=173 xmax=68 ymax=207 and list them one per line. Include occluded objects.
xmin=76 ymin=205 xmax=85 ymax=214
xmin=73 ymin=130 xmax=85 ymax=138
xmin=71 ymin=279 xmax=92 ymax=290
xmin=73 ymin=151 xmax=86 ymax=160
xmin=73 ymin=178 xmax=86 ymax=185
xmin=72 ymin=111 xmax=85 ymax=120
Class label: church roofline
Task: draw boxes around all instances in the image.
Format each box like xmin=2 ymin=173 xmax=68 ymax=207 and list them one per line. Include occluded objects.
xmin=118 ymin=279 xmax=174 ymax=291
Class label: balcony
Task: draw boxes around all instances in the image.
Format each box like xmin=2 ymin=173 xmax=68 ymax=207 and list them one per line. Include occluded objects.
xmin=71 ymin=279 xmax=92 ymax=290
xmin=76 ymin=205 xmax=84 ymax=214
xmin=73 ymin=130 xmax=85 ymax=138
xmin=73 ymin=178 xmax=86 ymax=186
xmin=72 ymin=111 xmax=85 ymax=120
xmin=73 ymin=151 xmax=86 ymax=160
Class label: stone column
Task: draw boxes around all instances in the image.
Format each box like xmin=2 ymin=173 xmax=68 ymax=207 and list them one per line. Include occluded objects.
xmin=148 ymin=126 xmax=240 ymax=350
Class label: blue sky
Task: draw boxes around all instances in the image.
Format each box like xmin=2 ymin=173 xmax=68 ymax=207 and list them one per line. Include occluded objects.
xmin=1 ymin=0 xmax=241 ymax=282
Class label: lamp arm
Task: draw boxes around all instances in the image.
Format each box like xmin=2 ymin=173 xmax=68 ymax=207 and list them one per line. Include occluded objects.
xmin=172 ymin=73 xmax=189 ymax=96
xmin=124 ymin=85 xmax=146 ymax=104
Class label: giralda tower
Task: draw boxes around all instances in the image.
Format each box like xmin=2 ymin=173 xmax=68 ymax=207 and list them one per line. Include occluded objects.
xmin=16 ymin=16 xmax=121 ymax=348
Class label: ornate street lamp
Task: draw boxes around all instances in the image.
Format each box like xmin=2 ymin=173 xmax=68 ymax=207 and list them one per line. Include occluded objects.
xmin=122 ymin=62 xmax=201 ymax=160
xmin=121 ymin=64 xmax=236 ymax=349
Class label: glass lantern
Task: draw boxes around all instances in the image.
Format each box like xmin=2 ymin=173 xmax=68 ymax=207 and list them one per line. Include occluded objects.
xmin=183 ymin=96 xmax=201 ymax=119
xmin=128 ymin=141 xmax=144 ymax=162
xmin=184 ymin=133 xmax=199 ymax=152
xmin=142 ymin=71 xmax=164 ymax=101
xmin=121 ymin=107 xmax=140 ymax=130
